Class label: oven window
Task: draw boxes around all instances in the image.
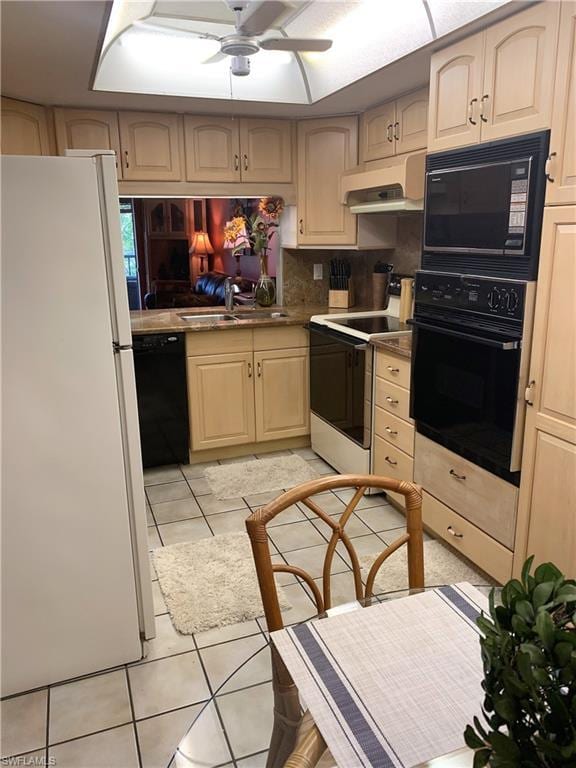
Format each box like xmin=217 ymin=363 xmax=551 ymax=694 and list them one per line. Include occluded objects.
xmin=309 ymin=330 xmax=369 ymax=447
xmin=425 ymin=163 xmax=511 ymax=251
xmin=412 ymin=327 xmax=520 ymax=470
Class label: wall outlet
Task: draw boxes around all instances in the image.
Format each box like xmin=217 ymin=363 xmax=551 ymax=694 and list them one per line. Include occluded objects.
xmin=313 ymin=263 xmax=323 ymax=280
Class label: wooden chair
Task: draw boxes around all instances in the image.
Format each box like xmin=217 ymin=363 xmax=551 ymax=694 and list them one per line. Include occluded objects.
xmin=245 ymin=474 xmax=424 ymax=768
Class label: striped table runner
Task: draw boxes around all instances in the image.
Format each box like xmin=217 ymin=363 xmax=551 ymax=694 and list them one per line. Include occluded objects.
xmin=272 ymin=583 xmax=488 ymax=768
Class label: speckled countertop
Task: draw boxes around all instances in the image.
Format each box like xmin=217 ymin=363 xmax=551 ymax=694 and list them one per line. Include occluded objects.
xmin=130 ymin=304 xmax=373 ymax=335
xmin=371 ymin=334 xmax=413 ymax=359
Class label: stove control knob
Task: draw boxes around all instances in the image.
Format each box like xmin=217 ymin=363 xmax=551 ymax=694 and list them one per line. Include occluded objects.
xmin=487 ymin=288 xmax=500 ymax=310
xmin=507 ymin=289 xmax=520 ymax=312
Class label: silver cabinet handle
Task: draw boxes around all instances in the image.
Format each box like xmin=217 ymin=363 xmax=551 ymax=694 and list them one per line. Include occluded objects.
xmin=393 ymin=121 xmax=400 ymax=141
xmin=480 ymin=94 xmax=489 ymax=123
xmin=386 ymin=123 xmax=393 ymax=142
xmin=449 ymin=469 xmax=466 ymax=480
xmin=299 ymin=218 xmax=304 ymax=234
xmin=243 ymin=153 xmax=248 ymax=171
xmin=247 ymin=362 xmax=252 ymax=378
xmin=545 ymin=152 xmax=557 ymax=182
xmin=234 ymin=154 xmax=239 ymax=171
xmin=447 ymin=526 xmax=463 ymax=539
xmin=124 ymin=150 xmax=130 ymax=169
xmin=525 ymin=379 xmax=536 ymax=406
xmin=385 ymin=426 xmax=398 ymax=435
xmin=385 ymin=456 xmax=398 ymax=466
xmin=468 ymin=98 xmax=478 ymax=125
xmin=257 ymin=361 xmax=262 ymax=377
xmin=387 ymin=366 xmax=400 ymax=373
xmin=385 ymin=396 xmax=399 ymax=404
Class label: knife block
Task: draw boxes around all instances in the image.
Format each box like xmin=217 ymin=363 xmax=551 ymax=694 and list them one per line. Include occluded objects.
xmin=328 ymin=286 xmax=354 ymax=308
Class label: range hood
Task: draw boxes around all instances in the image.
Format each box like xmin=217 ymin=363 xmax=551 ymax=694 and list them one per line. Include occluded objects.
xmin=341 ymin=151 xmax=425 ymax=214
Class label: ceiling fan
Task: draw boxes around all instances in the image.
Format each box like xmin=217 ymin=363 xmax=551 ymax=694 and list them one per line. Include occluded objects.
xmin=138 ymin=0 xmax=333 ymax=76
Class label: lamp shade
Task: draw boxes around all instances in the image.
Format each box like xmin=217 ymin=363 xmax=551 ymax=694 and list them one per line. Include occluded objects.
xmin=190 ymin=231 xmax=214 ymax=256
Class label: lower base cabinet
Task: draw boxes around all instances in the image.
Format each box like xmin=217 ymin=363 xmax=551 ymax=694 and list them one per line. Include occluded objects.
xmin=186 ymin=327 xmax=309 ymax=453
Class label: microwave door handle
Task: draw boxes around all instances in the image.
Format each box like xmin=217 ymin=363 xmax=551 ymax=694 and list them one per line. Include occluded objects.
xmin=410 ymin=320 xmax=519 ymax=350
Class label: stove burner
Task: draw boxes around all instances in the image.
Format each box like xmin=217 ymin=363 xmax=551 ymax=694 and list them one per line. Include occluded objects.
xmin=331 ymin=316 xmax=403 ymax=334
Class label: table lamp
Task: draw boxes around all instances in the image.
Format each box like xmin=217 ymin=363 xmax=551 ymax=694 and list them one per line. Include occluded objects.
xmin=189 ymin=231 xmax=214 ymax=274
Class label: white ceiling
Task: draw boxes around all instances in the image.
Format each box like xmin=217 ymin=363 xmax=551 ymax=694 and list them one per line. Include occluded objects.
xmin=1 ymin=0 xmax=533 ymax=116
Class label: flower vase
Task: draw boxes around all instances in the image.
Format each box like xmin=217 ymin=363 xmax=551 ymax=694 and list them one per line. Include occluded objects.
xmin=255 ymin=252 xmax=275 ymax=307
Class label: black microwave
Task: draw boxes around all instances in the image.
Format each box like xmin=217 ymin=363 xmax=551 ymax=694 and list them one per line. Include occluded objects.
xmin=422 ymin=130 xmax=550 ymax=280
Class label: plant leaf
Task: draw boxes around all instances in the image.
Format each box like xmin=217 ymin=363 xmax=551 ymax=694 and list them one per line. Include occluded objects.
xmin=534 ymin=562 xmax=562 ymax=584
xmin=515 ymin=599 xmax=535 ymax=623
xmin=533 ymin=581 xmax=555 ymax=609
xmin=464 ymin=725 xmax=486 ymax=750
xmin=473 ymin=748 xmax=491 ymax=768
xmin=488 ymin=732 xmax=521 ymax=758
xmin=535 ymin=609 xmax=555 ymax=651
xmin=521 ymin=555 xmax=535 ymax=588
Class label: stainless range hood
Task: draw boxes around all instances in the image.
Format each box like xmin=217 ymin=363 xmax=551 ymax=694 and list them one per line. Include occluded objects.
xmin=341 ymin=151 xmax=425 ymax=214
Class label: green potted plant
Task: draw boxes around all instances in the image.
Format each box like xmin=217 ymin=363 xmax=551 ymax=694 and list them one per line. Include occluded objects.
xmin=465 ymin=557 xmax=576 ymax=767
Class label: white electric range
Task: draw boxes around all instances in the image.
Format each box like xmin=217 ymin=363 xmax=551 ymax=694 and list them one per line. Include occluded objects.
xmin=308 ymin=298 xmax=411 ymax=477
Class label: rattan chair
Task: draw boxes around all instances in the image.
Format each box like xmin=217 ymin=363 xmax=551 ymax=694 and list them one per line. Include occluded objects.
xmin=245 ymin=474 xmax=424 ymax=768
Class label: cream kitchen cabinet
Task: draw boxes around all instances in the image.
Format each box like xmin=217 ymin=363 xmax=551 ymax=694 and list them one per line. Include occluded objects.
xmin=1 ymin=97 xmax=51 ymax=156
xmin=361 ymin=88 xmax=428 ymax=162
xmin=184 ymin=116 xmax=292 ymax=183
xmin=428 ymin=2 xmax=560 ymax=152
xmin=545 ymin=1 xmax=576 ymax=206
xmin=119 ymin=112 xmax=182 ymax=181
xmin=297 ymin=117 xmax=358 ymax=246
xmin=54 ymin=109 xmax=122 ymax=176
xmin=186 ymin=326 xmax=309 ymax=455
xmin=513 ymin=206 xmax=576 ymax=578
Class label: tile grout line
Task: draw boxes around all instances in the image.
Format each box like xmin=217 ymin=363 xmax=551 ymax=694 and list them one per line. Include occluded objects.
xmin=124 ymin=666 xmax=144 ymax=768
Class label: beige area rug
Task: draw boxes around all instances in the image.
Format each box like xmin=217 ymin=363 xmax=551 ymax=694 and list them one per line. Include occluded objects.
xmin=152 ymin=532 xmax=291 ymax=635
xmin=360 ymin=539 xmax=496 ymax=594
xmin=204 ymin=454 xmax=319 ymax=500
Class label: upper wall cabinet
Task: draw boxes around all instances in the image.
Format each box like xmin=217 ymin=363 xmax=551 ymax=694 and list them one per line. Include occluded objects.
xmin=184 ymin=116 xmax=292 ymax=183
xmin=428 ymin=3 xmax=560 ymax=153
xmin=1 ymin=97 xmax=51 ymax=156
xmin=546 ymin=1 xmax=576 ymax=206
xmin=361 ymin=88 xmax=428 ymax=162
xmin=184 ymin=116 xmax=241 ymax=182
xmin=239 ymin=119 xmax=292 ymax=183
xmin=297 ymin=116 xmax=358 ymax=246
xmin=119 ymin=112 xmax=182 ymax=181
xmin=428 ymin=32 xmax=485 ymax=152
xmin=54 ymin=109 xmax=122 ymax=177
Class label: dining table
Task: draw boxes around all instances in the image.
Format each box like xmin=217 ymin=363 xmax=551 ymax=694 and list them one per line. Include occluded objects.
xmin=170 ymin=584 xmax=493 ymax=768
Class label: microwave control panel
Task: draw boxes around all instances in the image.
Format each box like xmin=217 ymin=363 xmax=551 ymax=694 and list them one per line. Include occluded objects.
xmin=506 ymin=159 xmax=531 ymax=251
xmin=415 ymin=272 xmax=526 ymax=321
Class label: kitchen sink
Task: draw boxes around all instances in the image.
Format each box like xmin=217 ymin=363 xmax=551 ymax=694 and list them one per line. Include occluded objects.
xmin=233 ymin=311 xmax=289 ymax=320
xmin=178 ymin=313 xmax=236 ymax=322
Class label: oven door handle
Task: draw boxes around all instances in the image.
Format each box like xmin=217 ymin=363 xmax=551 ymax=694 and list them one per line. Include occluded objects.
xmin=305 ymin=323 xmax=368 ymax=350
xmin=409 ymin=319 xmax=520 ymax=350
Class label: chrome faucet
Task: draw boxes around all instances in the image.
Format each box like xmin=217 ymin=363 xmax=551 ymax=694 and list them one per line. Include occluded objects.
xmin=224 ymin=277 xmax=234 ymax=311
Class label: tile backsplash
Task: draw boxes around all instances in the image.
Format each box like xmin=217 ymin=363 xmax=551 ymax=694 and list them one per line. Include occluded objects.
xmin=281 ymin=215 xmax=422 ymax=306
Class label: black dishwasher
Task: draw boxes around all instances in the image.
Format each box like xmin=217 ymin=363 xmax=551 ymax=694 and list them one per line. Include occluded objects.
xmin=133 ymin=333 xmax=189 ymax=468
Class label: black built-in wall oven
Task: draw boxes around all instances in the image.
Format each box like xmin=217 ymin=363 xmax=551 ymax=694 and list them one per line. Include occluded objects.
xmin=422 ymin=130 xmax=549 ymax=280
xmin=409 ymin=272 xmax=535 ymax=485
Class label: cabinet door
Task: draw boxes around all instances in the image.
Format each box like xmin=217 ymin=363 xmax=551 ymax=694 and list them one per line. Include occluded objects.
xmin=254 ymin=348 xmax=309 ymax=442
xmin=297 ymin=117 xmax=358 ymax=246
xmin=184 ymin=116 xmax=240 ymax=182
xmin=546 ymin=1 xmax=576 ymax=205
xmin=1 ymin=97 xmax=51 ymax=155
xmin=514 ymin=206 xmax=576 ymax=576
xmin=428 ymin=33 xmax=484 ymax=152
xmin=119 ymin=112 xmax=182 ymax=181
xmin=54 ymin=109 xmax=122 ymax=177
xmin=239 ymin=118 xmax=292 ymax=183
xmin=481 ymin=2 xmax=560 ymax=142
xmin=187 ymin=352 xmax=255 ymax=450
xmin=395 ymin=87 xmax=429 ymax=154
xmin=360 ymin=101 xmax=395 ymax=162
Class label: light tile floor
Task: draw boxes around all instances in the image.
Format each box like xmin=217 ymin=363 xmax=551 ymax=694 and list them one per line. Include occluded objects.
xmin=0 ymin=449 xmax=429 ymax=768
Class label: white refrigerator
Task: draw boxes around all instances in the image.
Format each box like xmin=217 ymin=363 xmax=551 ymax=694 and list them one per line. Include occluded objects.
xmin=1 ymin=152 xmax=155 ymax=697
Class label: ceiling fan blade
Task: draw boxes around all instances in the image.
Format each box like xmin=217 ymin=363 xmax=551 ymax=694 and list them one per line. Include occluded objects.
xmin=260 ymin=37 xmax=333 ymax=52
xmin=204 ymin=51 xmax=228 ymax=64
xmin=238 ymin=1 xmax=289 ymax=36
xmin=134 ymin=19 xmax=222 ymax=41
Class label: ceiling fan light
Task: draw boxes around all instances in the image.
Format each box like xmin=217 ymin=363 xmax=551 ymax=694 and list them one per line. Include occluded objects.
xmin=230 ymin=55 xmax=251 ymax=76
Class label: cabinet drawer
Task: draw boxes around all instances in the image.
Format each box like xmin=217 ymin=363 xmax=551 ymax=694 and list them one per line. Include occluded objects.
xmin=253 ymin=326 xmax=308 ymax=351
xmin=414 ymin=434 xmax=518 ymax=549
xmin=186 ymin=330 xmax=253 ymax=356
xmin=374 ymin=377 xmax=412 ymax=422
xmin=373 ymin=435 xmax=414 ymax=508
xmin=374 ymin=407 xmax=414 ymax=456
xmin=375 ymin=349 xmax=411 ymax=389
xmin=422 ymin=491 xmax=513 ymax=584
